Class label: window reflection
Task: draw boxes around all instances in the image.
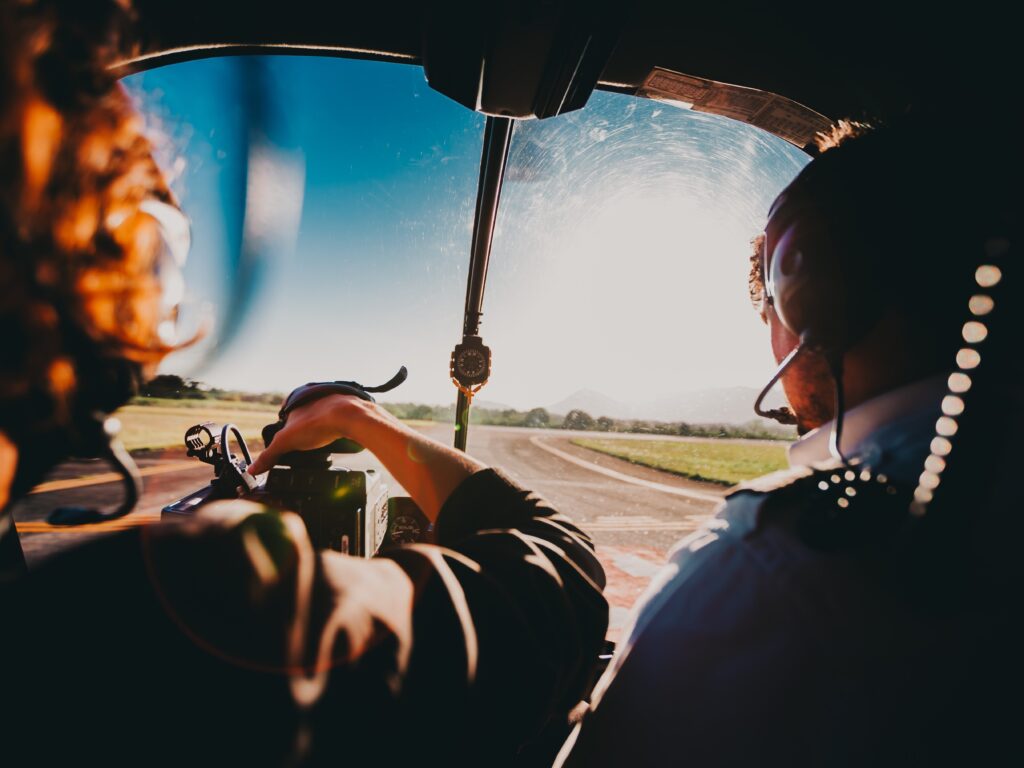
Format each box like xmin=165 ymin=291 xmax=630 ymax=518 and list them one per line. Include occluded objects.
xmin=125 ymin=56 xmax=485 ymax=401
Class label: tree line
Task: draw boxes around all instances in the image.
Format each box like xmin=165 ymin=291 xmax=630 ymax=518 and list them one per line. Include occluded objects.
xmin=138 ymin=374 xmax=284 ymax=405
xmin=137 ymin=376 xmax=794 ymax=441
xmin=372 ymin=404 xmax=793 ymax=440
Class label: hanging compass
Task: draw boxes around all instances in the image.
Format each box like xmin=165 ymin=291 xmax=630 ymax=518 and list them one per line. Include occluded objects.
xmin=450 ymin=335 xmax=492 ymax=388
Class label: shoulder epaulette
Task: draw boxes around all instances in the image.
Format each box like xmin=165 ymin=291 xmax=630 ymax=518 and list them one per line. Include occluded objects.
xmin=727 ymin=464 xmax=815 ymax=496
xmin=726 ymin=458 xmax=912 ymax=550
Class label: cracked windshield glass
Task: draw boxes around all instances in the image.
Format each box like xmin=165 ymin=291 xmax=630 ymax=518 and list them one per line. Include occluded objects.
xmin=14 ymin=55 xmax=808 ymax=637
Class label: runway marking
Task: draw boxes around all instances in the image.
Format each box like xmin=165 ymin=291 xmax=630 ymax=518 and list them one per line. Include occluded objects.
xmin=515 ymin=479 xmax=627 ymax=490
xmin=584 ymin=522 xmax=701 ymax=532
xmin=581 ymin=514 xmax=713 ymax=532
xmin=528 ymin=436 xmax=725 ymax=503
xmin=595 ymin=545 xmax=669 ymax=639
xmin=608 ymin=549 xmax=665 ymax=578
xmin=29 ymin=460 xmax=199 ymax=495
xmin=15 ymin=514 xmax=161 ymax=534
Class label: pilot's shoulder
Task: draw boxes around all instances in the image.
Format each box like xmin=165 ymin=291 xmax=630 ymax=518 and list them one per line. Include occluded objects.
xmin=729 ymin=463 xmax=816 ymax=495
xmin=694 ymin=463 xmax=815 ymax=537
xmin=659 ymin=458 xmax=875 ymax=594
xmin=625 ymin=467 xmax=815 ymax=658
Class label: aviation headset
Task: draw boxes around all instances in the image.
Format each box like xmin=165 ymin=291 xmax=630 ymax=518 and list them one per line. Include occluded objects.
xmin=752 ymin=123 xmax=964 ymax=461
xmin=753 ymin=139 xmax=884 ymax=459
xmin=752 ymin=118 xmax=1013 ymax=541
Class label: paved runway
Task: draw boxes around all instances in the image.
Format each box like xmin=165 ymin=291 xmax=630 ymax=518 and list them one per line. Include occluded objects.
xmin=10 ymin=424 xmax=729 ymax=638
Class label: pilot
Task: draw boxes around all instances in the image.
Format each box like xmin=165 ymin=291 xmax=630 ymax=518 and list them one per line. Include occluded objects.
xmin=0 ymin=2 xmax=606 ymax=765
xmin=556 ymin=118 xmax=1013 ymax=765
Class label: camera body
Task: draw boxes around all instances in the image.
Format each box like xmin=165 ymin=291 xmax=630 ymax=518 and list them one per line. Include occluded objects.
xmin=163 ymin=419 xmax=427 ymax=557
xmin=259 ymin=460 xmax=389 ymax=555
xmin=162 ymin=371 xmax=428 ymax=556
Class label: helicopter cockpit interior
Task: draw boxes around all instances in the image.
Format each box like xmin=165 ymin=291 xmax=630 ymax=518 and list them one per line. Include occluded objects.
xmin=6 ymin=1 xmax=1017 ymax=647
xmin=1 ymin=3 xmax=1019 ymax=766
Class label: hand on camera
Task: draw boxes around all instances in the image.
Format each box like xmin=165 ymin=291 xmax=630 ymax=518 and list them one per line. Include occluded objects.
xmin=248 ymin=395 xmax=368 ymax=475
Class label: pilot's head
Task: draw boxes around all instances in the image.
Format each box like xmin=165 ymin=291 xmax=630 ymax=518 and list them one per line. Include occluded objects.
xmin=751 ymin=117 xmax=991 ymax=433
xmin=0 ymin=0 xmax=183 ymax=505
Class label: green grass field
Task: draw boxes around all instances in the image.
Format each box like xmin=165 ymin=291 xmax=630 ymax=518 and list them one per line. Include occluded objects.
xmin=571 ymin=437 xmax=789 ymax=486
xmin=128 ymin=396 xmax=281 ymax=412
xmin=115 ymin=399 xmax=435 ymax=452
xmin=114 ymin=403 xmax=279 ymax=451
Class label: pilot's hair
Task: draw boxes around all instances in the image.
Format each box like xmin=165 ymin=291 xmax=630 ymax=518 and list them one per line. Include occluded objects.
xmin=0 ymin=0 xmax=174 ymax=442
xmin=813 ymin=118 xmax=873 ymax=153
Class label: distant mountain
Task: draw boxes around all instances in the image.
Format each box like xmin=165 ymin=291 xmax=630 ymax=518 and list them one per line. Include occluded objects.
xmin=549 ymin=389 xmax=632 ymax=419
xmin=645 ymin=386 xmax=785 ymax=424
xmin=550 ymin=386 xmax=788 ymax=425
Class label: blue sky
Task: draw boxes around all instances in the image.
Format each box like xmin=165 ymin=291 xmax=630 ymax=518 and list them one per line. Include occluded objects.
xmin=125 ymin=56 xmax=808 ymax=409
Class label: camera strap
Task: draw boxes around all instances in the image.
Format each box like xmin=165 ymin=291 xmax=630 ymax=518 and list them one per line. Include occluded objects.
xmin=276 ymin=366 xmax=409 ymax=418
xmin=262 ymin=367 xmax=409 ymax=456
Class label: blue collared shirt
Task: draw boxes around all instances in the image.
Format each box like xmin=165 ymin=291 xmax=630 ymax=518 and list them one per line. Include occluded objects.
xmin=558 ymin=377 xmax=959 ymax=766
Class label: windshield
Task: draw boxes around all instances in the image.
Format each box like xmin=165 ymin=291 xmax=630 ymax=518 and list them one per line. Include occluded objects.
xmin=124 ymin=56 xmax=484 ymax=401
xmin=122 ymin=58 xmax=807 ymax=411
xmin=485 ymin=91 xmax=808 ymax=411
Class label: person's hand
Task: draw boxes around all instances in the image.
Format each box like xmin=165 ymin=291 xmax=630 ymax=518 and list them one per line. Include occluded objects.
xmin=248 ymin=391 xmax=483 ymax=521
xmin=248 ymin=395 xmax=368 ymax=475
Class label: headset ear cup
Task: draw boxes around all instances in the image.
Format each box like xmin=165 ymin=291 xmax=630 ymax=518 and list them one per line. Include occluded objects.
xmin=768 ymin=221 xmax=876 ymax=352
xmin=773 ymin=259 xmax=847 ymax=347
xmin=769 ymin=242 xmax=805 ymax=336
xmin=769 ymin=234 xmax=838 ymax=343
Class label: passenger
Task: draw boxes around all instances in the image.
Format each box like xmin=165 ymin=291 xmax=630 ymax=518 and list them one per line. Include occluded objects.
xmin=0 ymin=2 xmax=606 ymax=765
xmin=556 ymin=119 xmax=1012 ymax=765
